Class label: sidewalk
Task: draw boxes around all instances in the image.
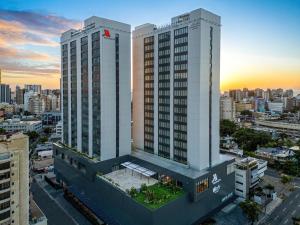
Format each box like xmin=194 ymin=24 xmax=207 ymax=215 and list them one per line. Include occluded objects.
xmin=265 ymin=198 xmax=282 ymax=215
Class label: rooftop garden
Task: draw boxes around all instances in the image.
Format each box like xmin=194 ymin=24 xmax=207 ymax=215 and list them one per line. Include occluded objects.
xmin=127 ymin=182 xmax=185 ymax=210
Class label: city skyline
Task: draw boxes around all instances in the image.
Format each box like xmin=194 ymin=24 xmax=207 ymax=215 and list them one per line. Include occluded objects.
xmin=0 ymin=0 xmax=300 ymax=91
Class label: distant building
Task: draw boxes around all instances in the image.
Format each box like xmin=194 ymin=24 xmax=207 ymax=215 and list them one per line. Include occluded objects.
xmin=24 ymin=91 xmax=35 ymax=112
xmin=255 ymin=98 xmax=266 ymax=112
xmin=24 ymin=84 xmax=42 ymax=94
xmin=268 ymin=101 xmax=284 ymax=114
xmin=229 ymin=89 xmax=242 ymax=102
xmin=16 ymin=85 xmax=25 ymax=105
xmin=55 ymin=120 xmax=62 ymax=136
xmin=0 ymin=133 xmax=29 ymax=225
xmin=41 ymin=111 xmax=61 ymax=125
xmin=256 ymin=147 xmax=295 ymax=161
xmin=0 ymin=84 xmax=11 ymax=103
xmin=220 ymin=96 xmax=235 ymax=121
xmin=28 ymin=94 xmax=43 ymax=115
xmin=0 ymin=119 xmax=42 ymax=132
xmin=235 ymin=102 xmax=253 ymax=112
xmin=235 ymin=157 xmax=267 ymax=199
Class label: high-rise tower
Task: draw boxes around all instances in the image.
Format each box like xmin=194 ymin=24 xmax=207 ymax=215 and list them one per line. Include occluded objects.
xmin=60 ymin=16 xmax=131 ymax=160
xmin=133 ymin=8 xmax=221 ymax=170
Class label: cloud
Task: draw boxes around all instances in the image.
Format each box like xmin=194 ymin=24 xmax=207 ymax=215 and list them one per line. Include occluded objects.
xmin=0 ymin=47 xmax=54 ymax=61
xmin=0 ymin=9 xmax=81 ymax=36
xmin=0 ymin=9 xmax=81 ymax=84
xmin=1 ymin=61 xmax=60 ymax=77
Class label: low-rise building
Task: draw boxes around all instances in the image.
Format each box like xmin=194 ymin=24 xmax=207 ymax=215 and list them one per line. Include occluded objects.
xmin=268 ymin=101 xmax=284 ymax=114
xmin=0 ymin=119 xmax=42 ymax=132
xmin=235 ymin=102 xmax=253 ymax=112
xmin=235 ymin=157 xmax=267 ymax=199
xmin=55 ymin=121 xmax=62 ymax=136
xmin=35 ymin=142 xmax=53 ymax=152
xmin=0 ymin=132 xmax=29 ymax=225
xmin=41 ymin=112 xmax=61 ymax=125
xmin=256 ymin=147 xmax=295 ymax=161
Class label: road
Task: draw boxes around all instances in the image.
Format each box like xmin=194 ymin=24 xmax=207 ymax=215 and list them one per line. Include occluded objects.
xmin=31 ymin=181 xmax=78 ymax=225
xmin=261 ymin=187 xmax=300 ymax=225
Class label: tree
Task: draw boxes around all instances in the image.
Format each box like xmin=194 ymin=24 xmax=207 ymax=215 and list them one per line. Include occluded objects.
xmin=40 ymin=136 xmax=48 ymax=143
xmin=43 ymin=127 xmax=52 ymax=135
xmin=220 ymin=119 xmax=237 ymax=137
xmin=294 ymin=151 xmax=300 ymax=175
xmin=233 ymin=128 xmax=272 ymax=152
xmin=281 ymin=175 xmax=292 ymax=184
xmin=240 ymin=110 xmax=252 ymax=116
xmin=26 ymin=131 xmax=39 ymax=140
xmin=0 ymin=128 xmax=5 ymax=134
xmin=240 ymin=200 xmax=261 ymax=225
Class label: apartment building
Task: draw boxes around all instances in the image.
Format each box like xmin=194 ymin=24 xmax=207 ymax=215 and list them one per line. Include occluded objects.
xmin=0 ymin=133 xmax=29 ymax=225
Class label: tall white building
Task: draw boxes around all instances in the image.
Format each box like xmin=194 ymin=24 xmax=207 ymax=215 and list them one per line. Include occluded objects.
xmin=61 ymin=17 xmax=131 ymax=160
xmin=133 ymin=8 xmax=221 ymax=171
xmin=220 ymin=96 xmax=236 ymax=121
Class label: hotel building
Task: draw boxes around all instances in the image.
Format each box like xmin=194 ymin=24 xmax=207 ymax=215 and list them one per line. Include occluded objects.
xmin=60 ymin=16 xmax=131 ymax=160
xmin=133 ymin=8 xmax=221 ymax=170
xmin=55 ymin=9 xmax=235 ymax=225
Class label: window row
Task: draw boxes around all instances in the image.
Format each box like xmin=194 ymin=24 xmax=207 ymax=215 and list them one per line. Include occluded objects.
xmin=174 ymin=140 xmax=187 ymax=149
xmin=174 ymin=123 xmax=187 ymax=132
xmin=174 ymin=63 xmax=188 ymax=71
xmin=173 ymin=107 xmax=187 ymax=114
xmin=158 ymin=41 xmax=170 ymax=48
xmin=174 ymin=54 xmax=188 ymax=62
xmin=174 ymin=45 xmax=188 ymax=53
xmin=174 ymin=81 xmax=187 ymax=88
xmin=174 ymin=36 xmax=188 ymax=45
xmin=159 ymin=57 xmax=170 ymax=64
xmin=174 ymin=27 xmax=188 ymax=36
xmin=174 ymin=90 xmax=187 ymax=97
xmin=196 ymin=178 xmax=209 ymax=193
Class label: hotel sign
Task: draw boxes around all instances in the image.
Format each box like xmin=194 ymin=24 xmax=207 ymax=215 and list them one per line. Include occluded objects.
xmin=212 ymin=173 xmax=221 ymax=194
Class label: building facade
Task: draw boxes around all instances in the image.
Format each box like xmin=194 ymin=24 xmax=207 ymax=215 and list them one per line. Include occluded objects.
xmin=0 ymin=133 xmax=29 ymax=225
xmin=61 ymin=16 xmax=131 ymax=160
xmin=24 ymin=85 xmax=41 ymax=95
xmin=235 ymin=157 xmax=267 ymax=199
xmin=0 ymin=84 xmax=11 ymax=104
xmin=15 ymin=86 xmax=25 ymax=105
xmin=55 ymin=9 xmax=235 ymax=225
xmin=220 ymin=96 xmax=236 ymax=121
xmin=0 ymin=119 xmax=42 ymax=133
xmin=133 ymin=8 xmax=221 ymax=171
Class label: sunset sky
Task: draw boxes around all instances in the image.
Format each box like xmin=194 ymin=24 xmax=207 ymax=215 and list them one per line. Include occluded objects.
xmin=0 ymin=0 xmax=299 ymax=92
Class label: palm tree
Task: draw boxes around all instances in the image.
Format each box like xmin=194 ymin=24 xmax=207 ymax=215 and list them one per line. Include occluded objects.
xmin=240 ymin=200 xmax=261 ymax=225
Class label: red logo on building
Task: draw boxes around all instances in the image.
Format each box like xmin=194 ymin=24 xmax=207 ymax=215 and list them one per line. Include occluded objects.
xmin=104 ymin=29 xmax=111 ymax=38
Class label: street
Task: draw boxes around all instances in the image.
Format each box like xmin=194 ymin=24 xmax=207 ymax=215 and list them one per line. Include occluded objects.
xmin=261 ymin=186 xmax=300 ymax=225
xmin=31 ymin=181 xmax=78 ymax=225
